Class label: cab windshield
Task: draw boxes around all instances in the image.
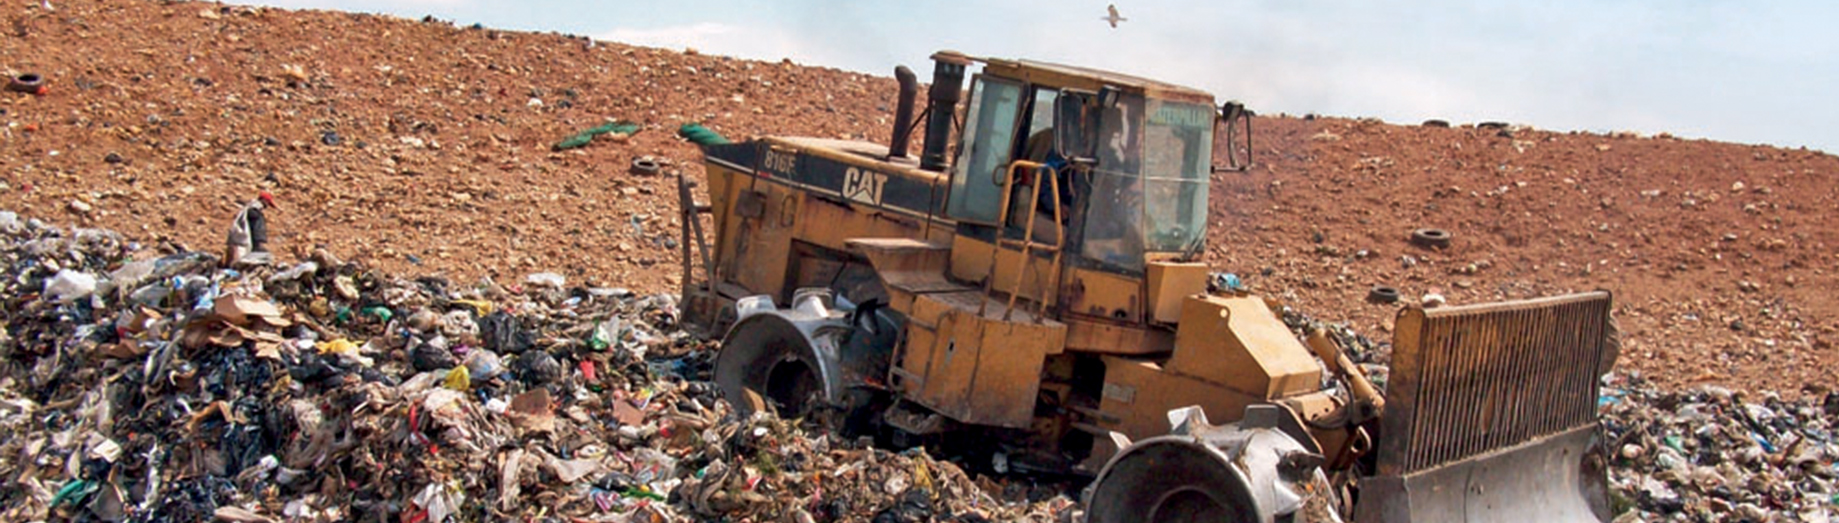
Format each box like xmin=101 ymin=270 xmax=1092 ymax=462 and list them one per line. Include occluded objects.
xmin=1080 ymin=95 xmax=1213 ymax=272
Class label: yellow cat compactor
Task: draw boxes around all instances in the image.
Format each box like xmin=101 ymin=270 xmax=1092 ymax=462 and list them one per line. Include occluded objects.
xmin=676 ymin=50 xmax=1617 ymax=522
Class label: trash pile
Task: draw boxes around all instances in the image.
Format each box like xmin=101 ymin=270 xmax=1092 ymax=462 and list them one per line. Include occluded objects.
xmin=0 ymin=210 xmax=1074 ymax=522
xmin=1602 ymin=373 xmax=1839 ymax=521
xmin=1275 ymin=302 xmax=1392 ymax=391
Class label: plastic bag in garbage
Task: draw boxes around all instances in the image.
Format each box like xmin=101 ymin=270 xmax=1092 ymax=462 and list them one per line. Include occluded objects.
xmin=524 ymin=272 xmax=566 ymax=289
xmin=463 ymin=350 xmax=504 ymax=381
xmin=44 ymin=269 xmax=98 ymax=303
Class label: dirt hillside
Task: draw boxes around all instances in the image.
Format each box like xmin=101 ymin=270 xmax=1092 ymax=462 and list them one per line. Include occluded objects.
xmin=2 ymin=0 xmax=895 ymax=291
xmin=1219 ymin=117 xmax=1839 ymax=394
xmin=3 ymin=0 xmax=1835 ymax=393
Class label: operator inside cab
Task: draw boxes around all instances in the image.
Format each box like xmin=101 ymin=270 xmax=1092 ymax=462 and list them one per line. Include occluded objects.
xmin=1080 ymin=98 xmax=1146 ymax=269
xmin=1013 ymin=88 xmax=1073 ymax=246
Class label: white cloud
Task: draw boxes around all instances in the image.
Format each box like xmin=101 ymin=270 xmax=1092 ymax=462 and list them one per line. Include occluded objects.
xmin=598 ymin=22 xmax=852 ymax=68
xmin=599 ymin=22 xmax=734 ymax=50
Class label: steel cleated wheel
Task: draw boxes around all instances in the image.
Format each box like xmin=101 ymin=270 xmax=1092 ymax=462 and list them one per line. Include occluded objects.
xmin=712 ymin=289 xmax=897 ymax=432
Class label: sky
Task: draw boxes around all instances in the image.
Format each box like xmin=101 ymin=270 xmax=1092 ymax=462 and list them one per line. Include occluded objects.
xmin=254 ymin=0 xmax=1838 ymax=153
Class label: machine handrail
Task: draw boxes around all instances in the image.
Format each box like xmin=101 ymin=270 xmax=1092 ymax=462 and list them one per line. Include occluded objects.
xmin=977 ymin=160 xmax=1065 ymax=322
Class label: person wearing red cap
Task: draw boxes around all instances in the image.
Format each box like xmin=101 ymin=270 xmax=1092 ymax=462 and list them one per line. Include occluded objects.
xmin=225 ymin=192 xmax=277 ymax=266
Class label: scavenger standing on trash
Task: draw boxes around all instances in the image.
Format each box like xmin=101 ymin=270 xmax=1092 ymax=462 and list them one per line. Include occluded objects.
xmin=224 ymin=191 xmax=277 ymax=267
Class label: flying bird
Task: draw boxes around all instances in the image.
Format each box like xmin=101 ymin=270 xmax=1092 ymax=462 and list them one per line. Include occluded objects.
xmin=1103 ymin=4 xmax=1127 ymax=28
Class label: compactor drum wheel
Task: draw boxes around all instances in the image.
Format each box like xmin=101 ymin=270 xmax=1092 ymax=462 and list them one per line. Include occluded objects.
xmin=1084 ymin=439 xmax=1258 ymax=522
xmin=714 ymin=312 xmax=829 ymax=418
xmin=712 ymin=291 xmax=895 ymax=430
xmin=1086 ymin=406 xmax=1341 ymax=523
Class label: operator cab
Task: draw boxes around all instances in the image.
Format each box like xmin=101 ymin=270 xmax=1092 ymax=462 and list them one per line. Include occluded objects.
xmin=944 ymin=58 xmax=1217 ymax=276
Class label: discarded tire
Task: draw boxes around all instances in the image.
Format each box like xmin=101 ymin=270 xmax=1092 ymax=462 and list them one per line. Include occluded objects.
xmin=6 ymin=73 xmax=45 ymax=94
xmin=1367 ymin=285 xmax=1401 ymax=304
xmin=1410 ymin=228 xmax=1452 ymax=249
xmin=630 ymin=157 xmax=662 ymax=176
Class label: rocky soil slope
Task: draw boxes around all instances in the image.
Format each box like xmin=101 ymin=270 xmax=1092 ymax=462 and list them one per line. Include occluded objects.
xmin=1219 ymin=118 xmax=1839 ymax=394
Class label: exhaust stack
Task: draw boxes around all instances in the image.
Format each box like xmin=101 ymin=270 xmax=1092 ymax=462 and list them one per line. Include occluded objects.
xmin=919 ymin=51 xmax=971 ymax=172
xmin=887 ymin=66 xmax=918 ymax=160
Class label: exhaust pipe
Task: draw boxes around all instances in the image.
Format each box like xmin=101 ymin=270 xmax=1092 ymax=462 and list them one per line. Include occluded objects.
xmin=919 ymin=50 xmax=972 ymax=172
xmin=887 ymin=66 xmax=918 ymax=160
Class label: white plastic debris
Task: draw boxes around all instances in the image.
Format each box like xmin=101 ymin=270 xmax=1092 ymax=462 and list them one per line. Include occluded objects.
xmin=524 ymin=272 xmax=566 ymax=289
xmin=43 ymin=269 xmax=98 ymax=303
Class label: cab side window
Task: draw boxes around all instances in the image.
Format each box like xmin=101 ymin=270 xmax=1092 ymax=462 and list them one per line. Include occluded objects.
xmin=946 ymin=77 xmax=1024 ymax=224
xmin=1022 ymin=89 xmax=1058 ymax=162
xmin=1011 ymin=88 xmax=1065 ymax=236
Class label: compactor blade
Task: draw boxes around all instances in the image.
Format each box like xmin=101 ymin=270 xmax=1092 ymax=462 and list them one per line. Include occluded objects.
xmin=1356 ymin=292 xmax=1616 ymax=523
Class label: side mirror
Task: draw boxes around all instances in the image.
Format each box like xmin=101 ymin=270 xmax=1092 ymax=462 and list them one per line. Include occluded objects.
xmin=1214 ymin=100 xmax=1254 ymax=172
xmin=1054 ymin=89 xmax=1103 ymax=164
xmin=1220 ymin=100 xmax=1246 ymax=122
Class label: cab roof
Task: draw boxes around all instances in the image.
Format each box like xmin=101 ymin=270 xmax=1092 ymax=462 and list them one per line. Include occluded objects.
xmin=979 ymin=55 xmax=1215 ymax=105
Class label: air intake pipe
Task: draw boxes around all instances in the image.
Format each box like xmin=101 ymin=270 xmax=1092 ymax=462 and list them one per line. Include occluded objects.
xmin=919 ymin=51 xmax=971 ymax=172
xmin=887 ymin=66 xmax=918 ymax=159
